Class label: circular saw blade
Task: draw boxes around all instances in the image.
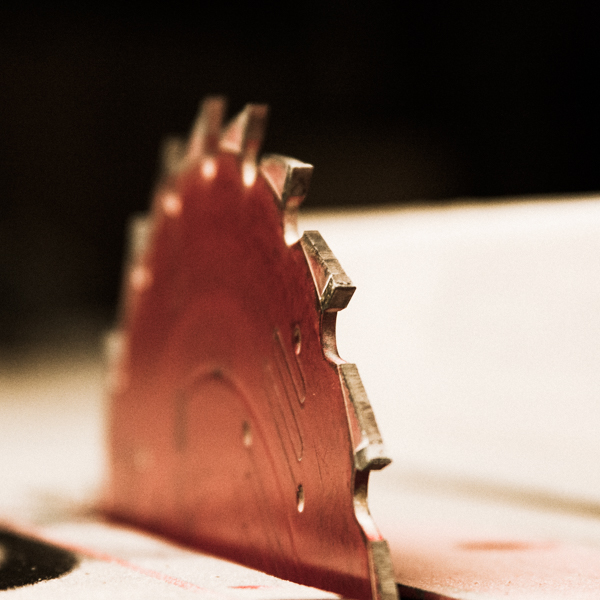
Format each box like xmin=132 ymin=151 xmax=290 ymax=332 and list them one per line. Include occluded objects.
xmin=104 ymin=97 xmax=397 ymax=600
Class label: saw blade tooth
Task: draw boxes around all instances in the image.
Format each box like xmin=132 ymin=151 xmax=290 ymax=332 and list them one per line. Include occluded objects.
xmin=338 ymin=363 xmax=392 ymax=471
xmin=260 ymin=154 xmax=313 ymax=244
xmin=260 ymin=155 xmax=313 ymax=205
xmin=187 ymin=96 xmax=227 ymax=160
xmin=127 ymin=215 xmax=153 ymax=292
xmin=370 ymin=540 xmax=399 ymax=600
xmin=116 ymin=213 xmax=154 ymax=332
xmin=103 ymin=328 xmax=125 ymax=393
xmin=220 ymin=103 xmax=269 ymax=156
xmin=160 ymin=136 xmax=186 ymax=176
xmin=300 ymin=231 xmax=356 ymax=311
xmin=127 ymin=213 xmax=153 ymax=263
xmin=354 ymin=472 xmax=398 ymax=600
xmin=220 ymin=104 xmax=269 ymax=185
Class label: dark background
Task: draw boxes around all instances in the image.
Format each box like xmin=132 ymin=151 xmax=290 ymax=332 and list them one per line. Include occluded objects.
xmin=1 ymin=3 xmax=599 ymax=346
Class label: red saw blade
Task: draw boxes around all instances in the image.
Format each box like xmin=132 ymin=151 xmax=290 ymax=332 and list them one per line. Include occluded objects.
xmin=104 ymin=97 xmax=397 ymax=600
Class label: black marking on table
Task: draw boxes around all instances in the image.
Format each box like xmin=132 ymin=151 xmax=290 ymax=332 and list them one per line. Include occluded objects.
xmin=0 ymin=529 xmax=78 ymax=590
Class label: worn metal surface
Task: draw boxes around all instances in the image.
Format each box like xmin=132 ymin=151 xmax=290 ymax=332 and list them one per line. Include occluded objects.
xmin=104 ymin=97 xmax=396 ymax=600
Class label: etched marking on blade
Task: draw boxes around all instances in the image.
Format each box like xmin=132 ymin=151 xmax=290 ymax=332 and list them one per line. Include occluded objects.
xmin=338 ymin=363 xmax=391 ymax=471
xmin=300 ymin=231 xmax=356 ymax=311
xmin=260 ymin=155 xmax=313 ymax=245
xmin=174 ymin=390 xmax=187 ymax=452
xmin=188 ymin=96 xmax=227 ymax=159
xmin=273 ymin=328 xmax=306 ymax=407
xmin=263 ymin=332 xmax=305 ymax=462
xmin=263 ymin=363 xmax=302 ymax=479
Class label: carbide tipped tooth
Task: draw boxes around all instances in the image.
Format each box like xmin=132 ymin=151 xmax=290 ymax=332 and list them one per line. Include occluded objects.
xmin=160 ymin=136 xmax=186 ymax=175
xmin=104 ymin=329 xmax=127 ymax=394
xmin=371 ymin=540 xmax=399 ymax=600
xmin=260 ymin=154 xmax=313 ymax=206
xmin=300 ymin=231 xmax=356 ymax=311
xmin=220 ymin=104 xmax=269 ymax=165
xmin=260 ymin=154 xmax=313 ymax=244
xmin=187 ymin=96 xmax=227 ymax=159
xmin=338 ymin=363 xmax=392 ymax=471
xmin=127 ymin=213 xmax=153 ymax=263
